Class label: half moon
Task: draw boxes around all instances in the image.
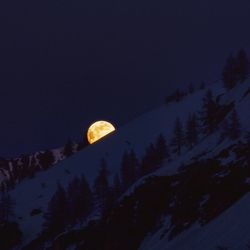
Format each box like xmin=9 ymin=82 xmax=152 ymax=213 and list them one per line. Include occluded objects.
xmin=87 ymin=121 xmax=115 ymax=144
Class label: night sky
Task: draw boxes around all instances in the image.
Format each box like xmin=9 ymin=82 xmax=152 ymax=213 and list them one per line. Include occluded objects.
xmin=1 ymin=0 xmax=250 ymax=157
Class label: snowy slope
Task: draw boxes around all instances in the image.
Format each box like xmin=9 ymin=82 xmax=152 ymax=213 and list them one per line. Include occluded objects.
xmin=0 ymin=141 xmax=83 ymax=190
xmin=139 ymin=81 xmax=250 ymax=250
xmin=0 ymin=147 xmax=64 ymax=186
xmin=140 ymin=193 xmax=250 ymax=250
xmin=9 ymin=79 xmax=250 ymax=246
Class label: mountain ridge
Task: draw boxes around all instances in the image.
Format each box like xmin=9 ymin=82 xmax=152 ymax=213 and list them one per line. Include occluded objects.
xmin=2 ymin=77 xmax=250 ymax=249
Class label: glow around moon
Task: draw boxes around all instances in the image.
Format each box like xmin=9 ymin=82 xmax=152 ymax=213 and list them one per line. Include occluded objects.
xmin=87 ymin=121 xmax=116 ymax=144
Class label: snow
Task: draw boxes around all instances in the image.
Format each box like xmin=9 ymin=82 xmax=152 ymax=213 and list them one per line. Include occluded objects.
xmin=139 ymin=81 xmax=250 ymax=250
xmin=8 ymin=79 xmax=250 ymax=246
xmin=140 ymin=193 xmax=250 ymax=250
xmin=10 ymin=85 xmax=214 ymax=244
xmin=0 ymin=147 xmax=65 ymax=187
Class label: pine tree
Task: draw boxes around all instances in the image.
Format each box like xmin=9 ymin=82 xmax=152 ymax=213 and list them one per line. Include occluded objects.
xmin=120 ymin=150 xmax=130 ymax=190
xmin=200 ymin=89 xmax=218 ymax=134
xmin=113 ymin=173 xmax=122 ymax=199
xmin=93 ymin=158 xmax=110 ymax=211
xmin=78 ymin=175 xmax=93 ymax=222
xmin=120 ymin=150 xmax=137 ymax=191
xmin=64 ymin=139 xmax=74 ymax=157
xmin=222 ymin=53 xmax=238 ymax=89
xmin=0 ymin=193 xmax=14 ymax=222
xmin=191 ymin=113 xmax=198 ymax=144
xmin=43 ymin=183 xmax=67 ymax=237
xmin=174 ymin=89 xmax=185 ymax=102
xmin=155 ymin=133 xmax=169 ymax=163
xmin=171 ymin=118 xmax=184 ymax=155
xmin=185 ymin=114 xmax=198 ymax=148
xmin=66 ymin=176 xmax=81 ymax=225
xmin=76 ymin=139 xmax=88 ymax=151
xmin=38 ymin=150 xmax=55 ymax=169
xmin=28 ymin=156 xmax=37 ymax=178
xmin=140 ymin=143 xmax=159 ymax=175
xmin=229 ymin=109 xmax=241 ymax=140
xmin=185 ymin=114 xmax=192 ymax=147
xmin=129 ymin=149 xmax=139 ymax=179
xmin=219 ymin=118 xmax=230 ymax=141
xmin=235 ymin=49 xmax=249 ymax=83
xmin=0 ymin=221 xmax=22 ymax=250
xmin=66 ymin=175 xmax=93 ymax=225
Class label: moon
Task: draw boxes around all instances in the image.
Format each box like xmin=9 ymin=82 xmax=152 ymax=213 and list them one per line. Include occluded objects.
xmin=87 ymin=121 xmax=116 ymax=144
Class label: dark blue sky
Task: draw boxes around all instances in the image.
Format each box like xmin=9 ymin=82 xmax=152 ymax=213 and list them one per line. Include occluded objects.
xmin=1 ymin=0 xmax=250 ymax=157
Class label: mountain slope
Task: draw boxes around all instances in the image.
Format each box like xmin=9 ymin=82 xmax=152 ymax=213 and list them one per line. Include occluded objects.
xmin=0 ymin=140 xmax=85 ymax=191
xmin=43 ymin=139 xmax=250 ymax=250
xmin=7 ymin=78 xmax=250 ymax=248
xmin=140 ymin=193 xmax=250 ymax=250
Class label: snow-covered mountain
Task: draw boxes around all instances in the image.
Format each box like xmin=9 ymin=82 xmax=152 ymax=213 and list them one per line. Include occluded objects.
xmin=0 ymin=140 xmax=85 ymax=192
xmin=2 ymin=77 xmax=250 ymax=250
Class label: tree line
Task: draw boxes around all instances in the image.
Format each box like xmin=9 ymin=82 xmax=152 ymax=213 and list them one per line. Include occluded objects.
xmin=42 ymin=133 xmax=169 ymax=238
xmin=171 ymin=89 xmax=241 ymax=156
xmin=165 ymin=49 xmax=249 ymax=105
xmin=0 ymin=192 xmax=22 ymax=250
xmin=42 ymin=86 xmax=243 ymax=238
xmin=0 ymin=138 xmax=88 ymax=193
xmin=222 ymin=49 xmax=249 ymax=89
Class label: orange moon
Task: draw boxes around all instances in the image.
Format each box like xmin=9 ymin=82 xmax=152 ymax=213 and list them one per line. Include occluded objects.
xmin=87 ymin=121 xmax=115 ymax=144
